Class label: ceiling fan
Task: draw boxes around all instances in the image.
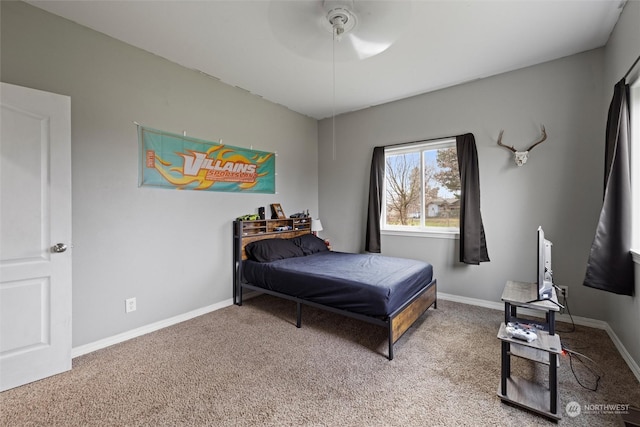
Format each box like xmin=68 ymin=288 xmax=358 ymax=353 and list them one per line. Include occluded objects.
xmin=268 ymin=0 xmax=412 ymax=62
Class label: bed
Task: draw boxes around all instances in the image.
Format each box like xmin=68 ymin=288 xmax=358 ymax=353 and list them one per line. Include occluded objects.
xmin=233 ymin=222 xmax=437 ymax=360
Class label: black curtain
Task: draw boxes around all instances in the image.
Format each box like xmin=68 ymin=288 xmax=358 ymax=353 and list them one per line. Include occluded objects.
xmin=584 ymin=79 xmax=635 ymax=296
xmin=364 ymin=135 xmax=490 ymax=264
xmin=456 ymin=133 xmax=490 ymax=265
xmin=365 ymin=146 xmax=385 ymax=253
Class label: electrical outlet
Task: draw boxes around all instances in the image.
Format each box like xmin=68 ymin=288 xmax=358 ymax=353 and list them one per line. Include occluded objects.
xmin=125 ymin=297 xmax=137 ymax=313
xmin=558 ymin=286 xmax=568 ymax=300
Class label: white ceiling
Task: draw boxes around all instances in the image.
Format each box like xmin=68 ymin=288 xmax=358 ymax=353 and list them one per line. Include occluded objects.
xmin=28 ymin=0 xmax=626 ymax=120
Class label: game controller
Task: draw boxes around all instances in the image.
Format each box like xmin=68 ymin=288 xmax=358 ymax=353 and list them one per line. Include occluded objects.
xmin=505 ymin=322 xmax=538 ymax=342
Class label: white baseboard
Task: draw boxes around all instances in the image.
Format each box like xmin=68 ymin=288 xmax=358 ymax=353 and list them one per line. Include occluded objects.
xmin=72 ymin=291 xmax=640 ymax=383
xmin=438 ymin=292 xmax=640 ymax=383
xmin=601 ymin=323 xmax=640 ymax=384
xmin=71 ymin=298 xmax=234 ymax=358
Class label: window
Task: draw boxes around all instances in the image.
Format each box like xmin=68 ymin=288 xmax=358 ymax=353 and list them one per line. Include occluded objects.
xmin=382 ymin=139 xmax=460 ymax=235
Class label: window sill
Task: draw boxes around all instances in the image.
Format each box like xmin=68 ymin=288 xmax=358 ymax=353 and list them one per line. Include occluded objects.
xmin=631 ymin=249 xmax=640 ymax=265
xmin=381 ymin=229 xmax=459 ymax=240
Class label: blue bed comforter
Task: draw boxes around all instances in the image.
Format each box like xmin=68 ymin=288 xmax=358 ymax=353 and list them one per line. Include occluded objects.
xmin=242 ymin=251 xmax=433 ymax=317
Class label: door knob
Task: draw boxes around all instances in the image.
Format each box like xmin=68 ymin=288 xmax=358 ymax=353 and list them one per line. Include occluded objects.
xmin=51 ymin=243 xmax=67 ymax=253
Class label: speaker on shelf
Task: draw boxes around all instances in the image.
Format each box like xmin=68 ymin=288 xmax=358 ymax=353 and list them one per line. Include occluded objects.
xmin=258 ymin=207 xmax=265 ymax=220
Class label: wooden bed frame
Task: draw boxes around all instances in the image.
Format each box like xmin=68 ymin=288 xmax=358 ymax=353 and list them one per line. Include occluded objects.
xmin=232 ymin=220 xmax=437 ymax=360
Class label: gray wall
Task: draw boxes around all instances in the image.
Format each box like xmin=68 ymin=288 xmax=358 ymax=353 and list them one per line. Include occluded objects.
xmin=601 ymin=0 xmax=640 ymax=374
xmin=319 ymin=49 xmax=607 ymax=315
xmin=1 ymin=1 xmax=318 ymax=347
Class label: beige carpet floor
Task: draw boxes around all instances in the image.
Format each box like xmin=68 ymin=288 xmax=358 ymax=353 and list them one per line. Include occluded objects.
xmin=1 ymin=297 xmax=638 ymax=426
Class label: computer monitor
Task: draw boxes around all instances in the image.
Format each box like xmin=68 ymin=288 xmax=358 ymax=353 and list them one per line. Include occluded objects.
xmin=537 ymin=226 xmax=553 ymax=300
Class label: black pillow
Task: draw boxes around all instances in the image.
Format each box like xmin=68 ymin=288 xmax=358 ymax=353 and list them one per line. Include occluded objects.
xmin=245 ymin=238 xmax=304 ymax=263
xmin=291 ymin=234 xmax=329 ymax=255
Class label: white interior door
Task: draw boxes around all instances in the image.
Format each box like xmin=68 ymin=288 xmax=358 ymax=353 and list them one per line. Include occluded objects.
xmin=0 ymin=82 xmax=72 ymax=391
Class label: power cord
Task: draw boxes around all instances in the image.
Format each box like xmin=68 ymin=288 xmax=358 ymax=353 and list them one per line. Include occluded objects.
xmin=551 ymin=284 xmax=602 ymax=390
xmin=562 ymin=345 xmax=603 ymax=391
xmin=554 ymin=284 xmax=575 ymax=333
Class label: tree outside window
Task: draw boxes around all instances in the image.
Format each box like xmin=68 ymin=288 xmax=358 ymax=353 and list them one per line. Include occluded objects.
xmin=384 ymin=140 xmax=460 ymax=232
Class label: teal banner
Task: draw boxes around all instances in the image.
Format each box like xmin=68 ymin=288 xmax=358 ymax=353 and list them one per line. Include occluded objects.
xmin=138 ymin=126 xmax=275 ymax=193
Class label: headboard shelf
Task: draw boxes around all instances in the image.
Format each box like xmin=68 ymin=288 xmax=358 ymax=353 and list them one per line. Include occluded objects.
xmin=236 ymin=218 xmax=311 ymax=236
xmin=233 ymin=218 xmax=312 ymax=261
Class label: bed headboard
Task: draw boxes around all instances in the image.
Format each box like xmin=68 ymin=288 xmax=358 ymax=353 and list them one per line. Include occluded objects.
xmin=234 ymin=218 xmax=311 ymax=260
xmin=237 ymin=229 xmax=311 ymax=260
xmin=233 ymin=218 xmax=311 ymax=261
xmin=233 ymin=218 xmax=311 ymax=304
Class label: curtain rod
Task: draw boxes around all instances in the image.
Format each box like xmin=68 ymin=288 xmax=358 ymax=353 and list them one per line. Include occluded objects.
xmin=623 ymin=54 xmax=640 ymax=80
xmin=384 ymin=134 xmax=461 ymax=149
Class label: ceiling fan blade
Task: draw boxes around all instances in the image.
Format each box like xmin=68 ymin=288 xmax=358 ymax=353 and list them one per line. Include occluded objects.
xmin=268 ymin=0 xmax=412 ymax=62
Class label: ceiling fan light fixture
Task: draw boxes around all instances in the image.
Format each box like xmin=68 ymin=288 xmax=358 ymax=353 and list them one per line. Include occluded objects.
xmin=331 ymin=14 xmax=345 ymax=37
xmin=325 ymin=5 xmax=356 ymax=39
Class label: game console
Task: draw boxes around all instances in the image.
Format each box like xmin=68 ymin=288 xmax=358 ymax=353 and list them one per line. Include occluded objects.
xmin=505 ymin=322 xmax=538 ymax=342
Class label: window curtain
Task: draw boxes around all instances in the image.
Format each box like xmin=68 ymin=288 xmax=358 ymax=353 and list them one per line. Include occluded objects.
xmin=365 ymin=146 xmax=385 ymax=253
xmin=364 ymin=134 xmax=490 ymax=264
xmin=456 ymin=133 xmax=490 ymax=265
xmin=583 ymin=79 xmax=635 ymax=296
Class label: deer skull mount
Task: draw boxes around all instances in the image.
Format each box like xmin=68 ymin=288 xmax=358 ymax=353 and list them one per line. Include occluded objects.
xmin=497 ymin=126 xmax=547 ymax=166
xmin=514 ymin=151 xmax=530 ymax=166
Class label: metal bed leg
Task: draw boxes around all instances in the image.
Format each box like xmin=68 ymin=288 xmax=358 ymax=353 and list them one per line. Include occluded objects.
xmin=296 ymin=302 xmax=302 ymax=328
xmin=388 ymin=323 xmax=394 ymax=360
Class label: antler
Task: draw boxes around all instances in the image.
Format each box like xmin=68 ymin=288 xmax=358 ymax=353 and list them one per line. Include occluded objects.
xmin=497 ymin=130 xmax=516 ymax=152
xmin=497 ymin=126 xmax=548 ymax=152
xmin=525 ymin=125 xmax=547 ymax=152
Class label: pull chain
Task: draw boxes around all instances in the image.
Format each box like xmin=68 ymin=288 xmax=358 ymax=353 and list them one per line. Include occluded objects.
xmin=332 ymin=27 xmax=337 ymax=161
